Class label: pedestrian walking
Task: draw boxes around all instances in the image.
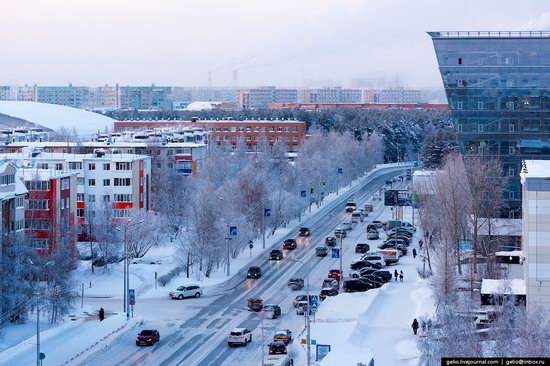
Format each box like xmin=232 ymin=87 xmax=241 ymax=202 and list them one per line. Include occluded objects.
xmin=412 ymin=318 xmax=419 ymax=335
xmin=418 ymin=239 xmax=423 ymax=249
xmin=421 ymin=320 xmax=427 ymax=336
xmin=99 ymin=307 xmax=105 ymax=321
xmin=413 ymin=248 xmax=417 ymax=258
xmin=394 ymin=269 xmax=398 ymax=281
xmin=399 ymin=270 xmax=404 ymax=282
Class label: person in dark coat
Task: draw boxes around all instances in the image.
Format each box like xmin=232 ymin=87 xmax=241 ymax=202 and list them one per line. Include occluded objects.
xmin=394 ymin=269 xmax=398 ymax=281
xmin=399 ymin=270 xmax=404 ymax=282
xmin=418 ymin=239 xmax=423 ymax=249
xmin=413 ymin=248 xmax=417 ymax=258
xmin=412 ymin=318 xmax=419 ymax=335
xmin=99 ymin=307 xmax=105 ymax=321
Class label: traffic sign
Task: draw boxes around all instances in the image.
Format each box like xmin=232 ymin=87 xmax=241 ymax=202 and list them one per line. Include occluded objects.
xmin=311 ymin=339 xmax=317 ymax=345
xmin=300 ymin=190 xmax=307 ymax=198
xmin=331 ymin=248 xmax=340 ymax=259
xmin=128 ymin=289 xmax=136 ymax=306
xmin=338 ymin=168 xmax=343 ymax=174
xmin=39 ymin=353 xmax=46 ymax=360
xmin=264 ymin=208 xmax=271 ymax=217
xmin=310 ymin=295 xmax=319 ymax=308
xmin=302 ymin=305 xmax=309 ymax=314
xmin=229 ymin=226 xmax=237 ymax=236
xmin=316 ymin=344 xmax=331 ymax=361
xmin=249 ymin=242 xmax=254 ymax=249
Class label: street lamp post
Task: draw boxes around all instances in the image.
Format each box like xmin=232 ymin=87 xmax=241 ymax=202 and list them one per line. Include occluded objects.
xmin=29 ymin=260 xmax=54 ymax=366
xmin=290 ymin=258 xmax=311 ymax=366
xmin=339 ymin=235 xmax=343 ymax=291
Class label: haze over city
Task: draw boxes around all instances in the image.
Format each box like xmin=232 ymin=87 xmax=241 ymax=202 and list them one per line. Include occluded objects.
xmin=2 ymin=0 xmax=549 ymax=87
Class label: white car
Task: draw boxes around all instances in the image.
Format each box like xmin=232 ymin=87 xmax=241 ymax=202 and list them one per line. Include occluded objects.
xmin=169 ymin=285 xmax=203 ymax=299
xmin=227 ymin=328 xmax=252 ymax=347
xmin=360 ymin=253 xmax=385 ymax=269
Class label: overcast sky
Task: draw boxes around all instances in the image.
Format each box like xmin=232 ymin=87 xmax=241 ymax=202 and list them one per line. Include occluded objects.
xmin=1 ymin=0 xmax=549 ymax=88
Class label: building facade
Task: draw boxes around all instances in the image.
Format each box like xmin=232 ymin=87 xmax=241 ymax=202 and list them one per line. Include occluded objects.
xmin=0 ymin=162 xmax=27 ymax=245
xmin=363 ymin=88 xmax=424 ymax=104
xmin=430 ymin=31 xmax=550 ymax=217
xmin=36 ymin=85 xmax=90 ymax=109
xmin=119 ymin=86 xmax=172 ymax=110
xmin=302 ymin=88 xmax=362 ymax=104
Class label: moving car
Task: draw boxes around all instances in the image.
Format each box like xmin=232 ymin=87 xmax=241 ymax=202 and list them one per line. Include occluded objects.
xmin=298 ymin=227 xmax=311 ymax=237
xmin=341 ymin=221 xmax=353 ymax=232
xmin=227 ymin=328 xmax=252 ymax=347
xmin=264 ymin=355 xmax=293 ymax=366
xmin=319 ymin=287 xmax=338 ymax=301
xmin=343 ymin=279 xmax=372 ymax=292
xmin=325 ymin=236 xmax=337 ymax=246
xmin=263 ymin=304 xmax=282 ymax=319
xmin=315 ymin=246 xmax=328 ymax=257
xmin=372 ymin=192 xmax=381 ymax=201
xmin=247 ymin=266 xmax=262 ymax=278
xmin=351 ymin=210 xmax=364 ymax=223
xmin=136 ymin=329 xmax=160 ymax=346
xmin=371 ymin=220 xmax=384 ymax=229
xmin=366 ymin=231 xmax=379 ymax=240
xmin=287 ymin=278 xmax=305 ymax=290
xmin=366 ymin=224 xmax=378 ymax=232
xmin=169 ymin=285 xmax=202 ymax=299
xmin=328 ymin=269 xmax=342 ymax=281
xmin=322 ymin=278 xmax=339 ymax=289
xmin=364 ymin=204 xmax=374 ymax=212
xmin=355 ymin=243 xmax=370 ymax=253
xmin=247 ymin=298 xmax=264 ymax=312
xmin=334 ymin=228 xmax=346 ymax=238
xmin=293 ymin=294 xmax=311 ymax=307
xmin=345 ymin=199 xmax=357 ymax=212
xmin=269 ymin=249 xmax=283 ymax=260
xmin=283 ymin=239 xmax=297 ymax=250
xmin=273 ymin=329 xmax=292 ymax=345
xmin=269 ymin=341 xmax=288 ymax=355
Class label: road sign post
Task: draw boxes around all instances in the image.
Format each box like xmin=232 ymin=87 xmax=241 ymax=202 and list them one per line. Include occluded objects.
xmin=263 ymin=208 xmax=270 ymax=249
xmin=128 ymin=289 xmax=135 ymax=306
xmin=227 ymin=226 xmax=237 ymax=276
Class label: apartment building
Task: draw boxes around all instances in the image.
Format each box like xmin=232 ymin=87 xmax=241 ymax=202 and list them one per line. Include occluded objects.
xmin=21 ymin=169 xmax=77 ymax=255
xmin=36 ymin=85 xmax=90 ymax=109
xmin=119 ymin=86 xmax=172 ymax=110
xmin=0 ymin=162 xmax=27 ymax=246
xmin=302 ymin=88 xmax=362 ymax=104
xmin=363 ymin=88 xmax=424 ymax=104
xmin=238 ymin=87 xmax=298 ymax=109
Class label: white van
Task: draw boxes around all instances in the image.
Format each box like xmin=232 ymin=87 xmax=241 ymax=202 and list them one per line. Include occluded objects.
xmin=264 ymin=355 xmax=293 ymax=366
xmin=380 ymin=249 xmax=400 ymax=265
xmin=351 ymin=210 xmax=364 ymax=223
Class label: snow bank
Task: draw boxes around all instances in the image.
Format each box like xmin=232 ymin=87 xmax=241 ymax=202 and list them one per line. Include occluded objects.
xmin=480 ymin=278 xmax=526 ymax=295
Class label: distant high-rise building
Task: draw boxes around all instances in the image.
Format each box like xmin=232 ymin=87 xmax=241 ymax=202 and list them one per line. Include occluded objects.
xmin=362 ymin=88 xmax=424 ymax=104
xmin=302 ymin=87 xmax=362 ymax=104
xmin=193 ymin=87 xmax=237 ymax=103
xmin=0 ymin=86 xmax=14 ymax=101
xmin=119 ymin=85 xmax=172 ymax=110
xmin=238 ymin=87 xmax=298 ymax=109
xmin=36 ymin=85 xmax=90 ymax=109
xmin=17 ymin=85 xmax=37 ymax=102
xmin=429 ymin=31 xmax=550 ymax=217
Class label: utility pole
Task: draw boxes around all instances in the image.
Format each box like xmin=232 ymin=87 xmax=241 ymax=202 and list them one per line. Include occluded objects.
xmin=226 ymin=236 xmax=231 ymax=276
xmin=305 ymin=270 xmax=311 ymax=366
xmin=262 ymin=200 xmax=266 ymax=249
xmin=339 ymin=235 xmax=343 ymax=291
xmin=36 ymin=294 xmax=40 ymax=366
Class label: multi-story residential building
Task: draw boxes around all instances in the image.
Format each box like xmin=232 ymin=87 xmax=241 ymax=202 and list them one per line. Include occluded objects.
xmin=113 ymin=119 xmax=306 ymax=150
xmin=271 ymin=102 xmax=448 ymax=111
xmin=172 ymin=87 xmax=193 ymax=104
xmin=91 ymin=84 xmax=119 ymax=110
xmin=192 ymin=87 xmax=238 ymax=103
xmin=363 ymin=88 xmax=424 ymax=104
xmin=302 ymin=87 xmax=362 ymax=104
xmin=36 ymin=85 xmax=90 ymax=109
xmin=0 ymin=162 xmax=27 ymax=246
xmin=21 ymin=169 xmax=77 ymax=255
xmin=119 ymin=86 xmax=172 ymax=110
xmin=521 ymin=160 xmax=550 ymax=321
xmin=238 ymin=87 xmax=298 ymax=109
xmin=4 ymin=152 xmax=151 ymax=236
xmin=16 ymin=85 xmax=37 ymax=102
xmin=429 ymin=31 xmax=550 ymax=217
xmin=0 ymin=86 xmax=14 ymax=101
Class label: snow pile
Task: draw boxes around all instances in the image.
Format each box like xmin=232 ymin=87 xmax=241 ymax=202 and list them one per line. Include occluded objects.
xmin=480 ymin=279 xmax=526 ymax=295
xmin=0 ymin=101 xmax=114 ymax=135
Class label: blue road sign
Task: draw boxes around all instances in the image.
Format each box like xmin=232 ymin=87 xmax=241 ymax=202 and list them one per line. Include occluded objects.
xmin=229 ymin=226 xmax=237 ymax=236
xmin=264 ymin=208 xmax=271 ymax=217
xmin=128 ymin=289 xmax=136 ymax=306
xmin=338 ymin=168 xmax=343 ymax=174
xmin=331 ymin=248 xmax=340 ymax=259
xmin=302 ymin=305 xmax=309 ymax=314
xmin=300 ymin=190 xmax=307 ymax=198
xmin=311 ymin=339 xmax=317 ymax=345
xmin=310 ymin=295 xmax=319 ymax=308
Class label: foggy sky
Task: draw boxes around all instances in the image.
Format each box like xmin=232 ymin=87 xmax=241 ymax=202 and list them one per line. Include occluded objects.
xmin=1 ymin=0 xmax=549 ymax=88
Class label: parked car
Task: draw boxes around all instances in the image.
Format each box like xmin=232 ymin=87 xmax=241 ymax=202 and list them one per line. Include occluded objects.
xmin=320 ymin=287 xmax=338 ymax=301
xmin=361 ymin=275 xmax=385 ymax=288
xmin=263 ymin=304 xmax=282 ymax=319
xmin=342 ymin=221 xmax=353 ymax=232
xmin=334 ymin=228 xmax=346 ymax=238
xmin=345 ymin=199 xmax=357 ymax=212
xmin=169 ymin=285 xmax=203 ymax=299
xmin=325 ymin=236 xmax=337 ymax=246
xmin=395 ymin=243 xmax=408 ymax=256
xmin=227 ymin=328 xmax=252 ymax=347
xmin=269 ymin=341 xmax=288 ymax=355
xmin=379 ymin=249 xmax=400 ymax=264
xmin=298 ymin=227 xmax=311 ymax=237
xmin=378 ymin=242 xmax=401 ymax=250
xmin=371 ymin=220 xmax=384 ymax=229
xmin=247 ymin=298 xmax=264 ymax=312
xmin=283 ymin=239 xmax=297 ymax=250
xmin=328 ymin=269 xmax=342 ymax=281
xmin=322 ymin=278 xmax=339 ymax=289
xmin=287 ymin=278 xmax=305 ymax=290
xmin=343 ymin=279 xmax=373 ymax=292
xmin=247 ymin=266 xmax=262 ymax=278
xmin=386 ymin=227 xmax=414 ymax=236
xmin=349 ymin=267 xmax=377 ymax=278
xmin=351 ymin=210 xmax=364 ymax=223
xmin=273 ymin=329 xmax=292 ymax=345
xmin=361 ymin=254 xmax=385 ymax=269
xmin=136 ymin=329 xmax=160 ymax=346
xmin=355 ymin=243 xmax=370 ymax=253
xmin=350 ymin=260 xmax=377 ymax=271
xmin=269 ymin=249 xmax=283 ymax=260
xmin=367 ymin=231 xmax=379 ymax=240
xmin=371 ymin=270 xmax=393 ymax=283
xmin=315 ymin=246 xmax=328 ymax=257
xmin=384 ymin=238 xmax=408 ymax=247
xmin=386 ymin=234 xmax=411 ymax=245
xmin=293 ymin=294 xmax=311 ymax=307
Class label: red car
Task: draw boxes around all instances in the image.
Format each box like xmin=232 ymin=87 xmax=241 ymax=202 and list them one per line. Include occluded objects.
xmin=325 ymin=237 xmax=337 ymax=246
xmin=247 ymin=298 xmax=263 ymax=312
xmin=328 ymin=269 xmax=342 ymax=281
xmin=136 ymin=329 xmax=160 ymax=346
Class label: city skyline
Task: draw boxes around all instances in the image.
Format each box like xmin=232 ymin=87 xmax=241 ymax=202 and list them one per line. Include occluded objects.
xmin=1 ymin=0 xmax=549 ymax=88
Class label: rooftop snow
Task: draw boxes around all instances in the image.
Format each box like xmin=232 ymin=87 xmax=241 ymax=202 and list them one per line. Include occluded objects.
xmin=480 ymin=279 xmax=526 ymax=295
xmin=0 ymin=101 xmax=114 ymax=135
xmin=521 ymin=160 xmax=550 ymax=179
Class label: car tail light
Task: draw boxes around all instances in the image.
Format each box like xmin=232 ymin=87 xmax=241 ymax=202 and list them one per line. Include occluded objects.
xmin=283 ymin=349 xmax=287 ymax=354
xmin=269 ymin=349 xmax=274 ymax=355
xmin=239 ymin=335 xmax=243 ymax=338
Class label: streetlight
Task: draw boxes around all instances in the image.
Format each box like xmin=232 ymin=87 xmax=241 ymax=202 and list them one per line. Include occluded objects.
xmin=28 ymin=259 xmax=54 ymax=366
xmin=247 ymin=308 xmax=267 ymax=366
xmin=338 ymin=234 xmax=344 ymax=292
xmin=116 ymin=218 xmax=145 ymax=319
xmin=289 ymin=258 xmax=311 ymax=366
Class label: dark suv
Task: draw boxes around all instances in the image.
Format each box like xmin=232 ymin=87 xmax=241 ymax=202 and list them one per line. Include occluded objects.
xmin=247 ymin=298 xmax=263 ymax=312
xmin=287 ymin=278 xmax=305 ymax=290
xmin=283 ymin=239 xmax=297 ymax=250
xmin=343 ymin=279 xmax=372 ymax=293
xmin=268 ymin=341 xmax=287 ymax=355
xmin=350 ymin=261 xmax=376 ymax=271
xmin=355 ymin=243 xmax=370 ymax=253
xmin=298 ymin=227 xmax=311 ymax=236
xmin=247 ymin=266 xmax=262 ymax=278
xmin=325 ymin=237 xmax=337 ymax=246
xmin=269 ymin=249 xmax=283 ymax=260
xmin=320 ymin=287 xmax=338 ymax=300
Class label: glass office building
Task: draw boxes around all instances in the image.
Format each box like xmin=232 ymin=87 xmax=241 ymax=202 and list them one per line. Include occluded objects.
xmin=429 ymin=31 xmax=550 ymax=217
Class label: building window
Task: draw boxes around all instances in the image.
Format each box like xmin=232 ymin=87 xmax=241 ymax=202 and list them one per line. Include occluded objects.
xmin=69 ymin=162 xmax=82 ymax=170
xmin=77 ymin=193 xmax=84 ymax=201
xmin=103 ymin=163 xmax=110 ymax=170
xmin=116 ymin=162 xmax=132 ymax=170
xmin=478 ymin=124 xmax=484 ymax=132
xmin=509 ymin=123 xmax=515 ymax=132
xmin=230 ymin=127 xmax=237 ymax=132
xmin=89 ymin=163 xmax=96 ymax=170
xmin=114 ymin=194 xmax=132 ymax=202
xmin=25 ymin=181 xmax=50 ymax=191
xmin=15 ymin=196 xmax=24 ymax=208
xmin=103 ymin=195 xmax=111 ymax=203
xmin=61 ymin=199 xmax=65 ymax=209
xmin=37 ymin=163 xmax=48 ymax=169
xmin=508 ymin=168 xmax=515 ymax=177
xmin=478 ymin=102 xmax=484 ymax=110
xmin=114 ymin=178 xmax=131 ymax=186
xmin=77 ymin=208 xmax=84 ymax=217
xmin=506 ymin=101 xmax=515 ymax=110
xmin=457 ymin=124 xmax=463 ymax=132
xmin=88 ymin=194 xmax=96 ymax=203
xmin=61 ymin=178 xmax=69 ymax=190
xmin=0 ymin=174 xmax=14 ymax=186
xmin=66 ymin=197 xmax=69 ymax=209
xmin=457 ymin=101 xmax=463 ymax=110
xmin=28 ymin=199 xmax=48 ymax=210
xmin=509 ymin=147 xmax=516 ymax=155
xmin=458 ymin=57 xmax=462 ymax=65
xmin=509 ymin=191 xmax=516 ymax=199
xmin=56 ymin=163 xmax=63 ymax=170
xmin=77 ymin=177 xmax=84 ymax=185
xmin=246 ymin=136 xmax=251 ymax=141
xmin=88 ymin=179 xmax=96 ymax=186
xmin=103 ymin=179 xmax=110 ymax=186
xmin=31 ymin=239 xmax=48 ymax=250
xmin=113 ymin=209 xmax=130 ymax=218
